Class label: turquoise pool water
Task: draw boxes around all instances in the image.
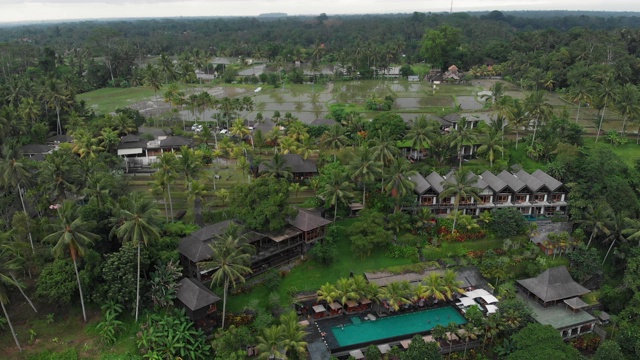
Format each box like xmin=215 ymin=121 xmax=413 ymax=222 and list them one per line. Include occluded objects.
xmin=331 ymin=306 xmax=466 ymax=347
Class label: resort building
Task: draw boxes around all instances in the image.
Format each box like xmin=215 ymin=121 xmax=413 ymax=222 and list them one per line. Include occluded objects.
xmin=409 ymin=168 xmax=567 ymax=217
xmin=258 ymin=154 xmax=318 ymax=181
xmin=176 ymin=277 xmax=221 ymax=332
xmin=516 ymin=266 xmax=597 ymax=339
xmin=178 ymin=208 xmax=331 ymax=281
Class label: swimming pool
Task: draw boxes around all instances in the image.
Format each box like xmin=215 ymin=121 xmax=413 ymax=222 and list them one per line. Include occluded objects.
xmin=330 ymin=306 xmax=466 ymax=347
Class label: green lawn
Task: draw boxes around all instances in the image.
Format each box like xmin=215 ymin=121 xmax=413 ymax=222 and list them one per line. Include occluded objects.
xmin=582 ymin=137 xmax=640 ymax=167
xmin=77 ymin=86 xmax=159 ymax=114
xmin=226 ymin=218 xmax=414 ymax=312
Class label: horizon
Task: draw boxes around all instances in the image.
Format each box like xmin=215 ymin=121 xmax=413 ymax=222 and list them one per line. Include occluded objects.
xmin=1 ymin=0 xmax=639 ymax=25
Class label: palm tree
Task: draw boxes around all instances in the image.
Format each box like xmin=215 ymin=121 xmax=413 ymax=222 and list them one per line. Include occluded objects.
xmin=256 ymin=325 xmax=286 ymax=360
xmin=348 ymin=145 xmax=382 ymax=207
xmin=442 ymin=269 xmax=464 ymax=300
xmin=524 ymin=91 xmax=552 ymax=146
xmin=439 ymin=168 xmax=481 ymax=234
xmin=317 ymin=282 xmax=338 ymax=304
xmin=482 ymin=81 xmax=505 ymax=106
xmin=319 ymin=171 xmax=355 ymax=222
xmin=152 ymin=152 xmax=179 ymax=219
xmin=44 ymin=78 xmax=71 ymax=135
xmin=43 ymin=201 xmax=99 ymax=322
xmin=602 ymin=212 xmax=626 ymax=265
xmin=158 ymin=53 xmax=176 ymax=84
xmin=379 ymin=281 xmax=410 ymax=311
xmin=261 ymin=153 xmax=293 ymax=180
xmin=505 ymin=98 xmax=528 ymax=149
xmin=592 ymin=75 xmax=617 ymax=143
xmin=335 ymin=277 xmax=358 ymax=306
xmin=578 ymin=203 xmax=613 ymax=248
xmin=422 ymin=272 xmax=448 ymax=302
xmin=199 ymin=226 xmax=254 ymax=329
xmin=142 ymin=64 xmax=162 ymax=97
xmin=460 ymin=323 xmax=480 ymax=359
xmin=476 ymin=127 xmax=504 ymax=167
xmin=615 ymin=83 xmax=640 ymax=135
xmin=569 ymin=81 xmax=592 ymax=124
xmin=177 ymin=146 xmax=203 ymax=189
xmin=0 ymin=145 xmax=35 ymax=251
xmin=280 ymin=312 xmax=308 ymax=358
xmin=384 ymin=158 xmax=416 ymax=211
xmin=188 ymin=180 xmax=208 ymax=226
xmin=0 ymin=243 xmax=28 ymax=352
xmin=449 ymin=117 xmax=478 ymax=168
xmin=622 ymin=217 xmax=640 ymax=247
xmin=405 ymin=115 xmax=436 ymax=156
xmin=112 ymin=192 xmax=162 ymax=322
xmin=320 ymin=124 xmax=349 ymax=161
xmin=349 ymin=274 xmax=370 ymax=301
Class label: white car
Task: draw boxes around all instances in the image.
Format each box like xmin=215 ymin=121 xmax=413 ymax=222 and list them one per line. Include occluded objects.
xmin=219 ymin=129 xmax=229 ymax=135
xmin=191 ymin=124 xmax=203 ymax=133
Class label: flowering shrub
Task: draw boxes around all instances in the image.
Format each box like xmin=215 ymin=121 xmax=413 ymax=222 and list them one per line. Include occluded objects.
xmin=466 ymin=248 xmax=506 ymax=258
xmin=570 ymin=333 xmax=601 ymax=353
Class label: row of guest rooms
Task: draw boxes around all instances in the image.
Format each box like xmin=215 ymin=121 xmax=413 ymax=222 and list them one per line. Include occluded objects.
xmin=410 ymin=169 xmax=568 ymax=217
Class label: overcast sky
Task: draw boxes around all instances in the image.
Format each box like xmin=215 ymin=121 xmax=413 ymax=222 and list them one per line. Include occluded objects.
xmin=0 ymin=0 xmax=637 ymax=24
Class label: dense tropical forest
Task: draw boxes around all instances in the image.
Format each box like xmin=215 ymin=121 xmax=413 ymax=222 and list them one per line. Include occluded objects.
xmin=1 ymin=9 xmax=640 ymax=360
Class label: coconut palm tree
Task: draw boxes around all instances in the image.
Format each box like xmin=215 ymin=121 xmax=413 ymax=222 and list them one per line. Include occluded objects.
xmin=379 ymin=281 xmax=410 ymax=311
xmin=0 ymin=145 xmax=35 ymax=251
xmin=476 ymin=127 xmax=505 ymax=167
xmin=602 ymin=211 xmax=626 ymax=265
xmin=335 ymin=277 xmax=358 ymax=306
xmin=0 ymin=243 xmax=28 ymax=352
xmin=384 ymin=158 xmax=416 ymax=212
xmin=569 ymin=81 xmax=592 ymax=124
xmin=442 ymin=269 xmax=464 ymax=300
xmin=188 ymin=180 xmax=208 ymax=226
xmin=439 ymin=168 xmax=482 ymax=234
xmin=317 ymin=282 xmax=338 ymax=304
xmin=348 ymin=145 xmax=382 ymax=207
xmin=280 ymin=312 xmax=308 ymax=359
xmin=405 ymin=115 xmax=436 ymax=156
xmin=592 ymin=75 xmax=617 ymax=143
xmin=319 ymin=171 xmax=355 ymax=222
xmin=256 ymin=325 xmax=286 ymax=360
xmin=152 ymin=152 xmax=178 ymax=219
xmin=199 ymin=226 xmax=254 ymax=329
xmin=112 ymin=192 xmax=162 ymax=322
xmin=320 ymin=124 xmax=349 ymax=161
xmin=524 ymin=91 xmax=552 ymax=146
xmin=461 ymin=323 xmax=480 ymax=359
xmin=449 ymin=117 xmax=478 ymax=169
xmin=505 ymin=98 xmax=528 ymax=149
xmin=615 ymin=83 xmax=640 ymax=135
xmin=578 ymin=203 xmax=613 ymax=248
xmin=177 ymin=146 xmax=203 ymax=189
xmin=261 ymin=153 xmax=293 ymax=180
xmin=43 ymin=201 xmax=99 ymax=322
xmin=422 ymin=272 xmax=448 ymax=302
xmin=622 ymin=217 xmax=640 ymax=247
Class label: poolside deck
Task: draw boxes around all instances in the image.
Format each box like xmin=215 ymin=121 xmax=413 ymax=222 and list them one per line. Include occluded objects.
xmin=313 ymin=304 xmax=466 ymax=355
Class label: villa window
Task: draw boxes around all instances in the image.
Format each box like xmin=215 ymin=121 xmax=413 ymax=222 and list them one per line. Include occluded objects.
xmin=479 ymin=195 xmax=492 ymax=204
xmin=516 ymin=194 xmax=527 ymax=203
xmin=533 ymin=194 xmax=545 ymax=203
xmin=496 ymin=195 xmax=509 ymax=204
xmin=551 ymin=194 xmax=563 ymax=203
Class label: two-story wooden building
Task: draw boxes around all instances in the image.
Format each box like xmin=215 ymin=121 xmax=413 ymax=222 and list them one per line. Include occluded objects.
xmin=178 ymin=209 xmax=331 ymax=281
xmin=410 ymin=169 xmax=567 ymax=217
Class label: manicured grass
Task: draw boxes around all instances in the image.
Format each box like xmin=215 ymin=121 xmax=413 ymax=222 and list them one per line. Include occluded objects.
xmin=226 ymin=218 xmax=414 ymax=312
xmin=582 ymin=137 xmax=640 ymax=167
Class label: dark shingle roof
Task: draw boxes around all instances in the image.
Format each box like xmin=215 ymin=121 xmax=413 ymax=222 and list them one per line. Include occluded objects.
xmin=425 ymin=172 xmax=445 ymax=193
xmin=513 ymin=170 xmax=545 ymax=192
xmin=497 ymin=170 xmax=526 ymax=192
xmin=409 ymin=173 xmax=430 ymax=194
xmin=118 ymin=134 xmax=148 ymax=150
xmin=176 ymin=278 xmax=221 ymax=311
xmin=517 ymin=266 xmax=589 ymax=303
xmin=309 ymin=118 xmax=337 ymax=127
xmin=258 ymin=154 xmax=317 ymax=174
xmin=252 ymin=120 xmax=277 ymax=135
xmin=178 ymin=221 xmax=263 ymax=262
xmin=20 ymin=144 xmax=53 ymax=154
xmin=288 ymin=208 xmax=331 ymax=231
xmin=159 ymin=136 xmax=193 ymax=148
xmin=443 ymin=170 xmax=487 ymax=190
xmin=531 ymin=170 xmax=563 ymax=191
xmin=480 ymin=170 xmax=508 ymax=192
